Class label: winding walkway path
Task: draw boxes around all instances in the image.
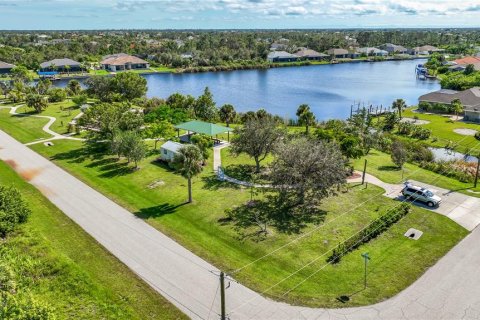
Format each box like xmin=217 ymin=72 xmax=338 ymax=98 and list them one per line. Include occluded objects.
xmin=0 ymin=105 xmax=85 ymax=145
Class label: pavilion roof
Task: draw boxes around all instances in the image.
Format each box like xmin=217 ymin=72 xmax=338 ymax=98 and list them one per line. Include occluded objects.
xmin=174 ymin=120 xmax=233 ymax=136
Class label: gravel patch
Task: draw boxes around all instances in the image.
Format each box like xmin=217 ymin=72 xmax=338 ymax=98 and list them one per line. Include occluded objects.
xmin=454 ymin=128 xmax=478 ymax=136
xmin=400 ymin=117 xmax=430 ymax=125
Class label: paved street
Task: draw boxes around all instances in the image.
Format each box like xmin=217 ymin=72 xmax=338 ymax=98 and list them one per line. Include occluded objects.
xmin=1 ymin=129 xmax=480 ymax=319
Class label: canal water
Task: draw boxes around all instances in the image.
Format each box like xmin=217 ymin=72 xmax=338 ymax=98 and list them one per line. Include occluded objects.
xmin=55 ymin=59 xmax=440 ymax=120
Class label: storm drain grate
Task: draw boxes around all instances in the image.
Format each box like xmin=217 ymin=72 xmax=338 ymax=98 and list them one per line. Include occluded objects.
xmin=404 ymin=228 xmax=423 ymax=240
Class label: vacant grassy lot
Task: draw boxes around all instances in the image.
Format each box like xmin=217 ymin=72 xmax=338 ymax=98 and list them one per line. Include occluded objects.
xmin=401 ymin=108 xmax=480 ymax=154
xmin=27 ymin=139 xmax=468 ymax=307
xmin=0 ymin=107 xmax=51 ymax=143
xmin=0 ymin=160 xmax=185 ymax=319
xmin=353 ymin=149 xmax=480 ymax=197
xmin=15 ymin=100 xmax=81 ymax=135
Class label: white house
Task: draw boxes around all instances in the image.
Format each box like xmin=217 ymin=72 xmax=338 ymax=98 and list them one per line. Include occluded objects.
xmin=159 ymin=141 xmax=183 ymax=162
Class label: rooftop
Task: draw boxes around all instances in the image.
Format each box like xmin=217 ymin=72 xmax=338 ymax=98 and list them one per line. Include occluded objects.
xmin=161 ymin=141 xmax=183 ymax=153
xmin=295 ymin=49 xmax=328 ymax=58
xmin=267 ymin=51 xmax=298 ymax=59
xmin=419 ymin=87 xmax=480 ymax=110
xmin=101 ymin=53 xmax=149 ymax=66
xmin=0 ymin=61 xmax=15 ymax=69
xmin=40 ymin=58 xmax=81 ymax=68
xmin=175 ymin=120 xmax=233 ymax=136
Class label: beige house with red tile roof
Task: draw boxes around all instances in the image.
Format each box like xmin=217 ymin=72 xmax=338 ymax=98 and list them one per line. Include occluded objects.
xmin=101 ymin=53 xmax=149 ymax=72
xmin=452 ymin=56 xmax=480 ymax=71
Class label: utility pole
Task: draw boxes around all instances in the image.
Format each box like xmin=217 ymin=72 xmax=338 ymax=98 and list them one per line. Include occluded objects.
xmin=475 ymin=157 xmax=480 ymax=188
xmin=220 ymin=271 xmax=226 ymax=320
xmin=361 ymin=252 xmax=370 ymax=289
xmin=362 ymin=159 xmax=367 ymax=185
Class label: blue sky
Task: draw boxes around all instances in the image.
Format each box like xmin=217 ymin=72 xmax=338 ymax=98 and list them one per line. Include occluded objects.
xmin=0 ymin=0 xmax=479 ymax=29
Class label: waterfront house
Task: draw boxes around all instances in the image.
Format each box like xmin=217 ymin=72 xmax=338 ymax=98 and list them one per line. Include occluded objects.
xmin=101 ymin=53 xmax=150 ymax=72
xmin=419 ymin=87 xmax=480 ymax=122
xmin=327 ymin=48 xmax=349 ymax=59
xmin=295 ymin=49 xmax=329 ymax=61
xmin=0 ymin=61 xmax=15 ymax=74
xmin=357 ymin=47 xmax=388 ymax=57
xmin=452 ymin=56 xmax=480 ymax=71
xmin=380 ymin=43 xmax=408 ymax=55
xmin=410 ymin=45 xmax=444 ymax=55
xmin=40 ymin=58 xmax=81 ymax=72
xmin=267 ymin=51 xmax=299 ymax=62
xmin=159 ymin=141 xmax=183 ymax=162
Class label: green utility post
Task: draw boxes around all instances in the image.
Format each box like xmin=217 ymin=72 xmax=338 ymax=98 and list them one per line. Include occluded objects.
xmin=474 ymin=158 xmax=480 ymax=188
xmin=220 ymin=271 xmax=226 ymax=320
xmin=361 ymin=252 xmax=370 ymax=289
xmin=362 ymin=159 xmax=367 ymax=185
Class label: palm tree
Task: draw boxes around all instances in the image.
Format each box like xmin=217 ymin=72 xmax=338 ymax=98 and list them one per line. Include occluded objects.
xmin=296 ymin=104 xmax=316 ymax=134
xmin=392 ymin=99 xmax=407 ymax=119
xmin=173 ymin=145 xmax=204 ymax=203
xmin=451 ymin=99 xmax=463 ymax=121
xmin=219 ymin=104 xmax=236 ymax=127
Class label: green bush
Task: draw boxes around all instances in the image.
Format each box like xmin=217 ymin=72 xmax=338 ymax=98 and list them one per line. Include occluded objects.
xmin=47 ymin=88 xmax=67 ymax=103
xmin=0 ymin=186 xmax=31 ymax=237
xmin=327 ymin=203 xmax=411 ymax=263
xmin=475 ymin=131 xmax=480 ymax=141
xmin=419 ymin=160 xmax=476 ymax=183
xmin=0 ymin=292 xmax=55 ymax=320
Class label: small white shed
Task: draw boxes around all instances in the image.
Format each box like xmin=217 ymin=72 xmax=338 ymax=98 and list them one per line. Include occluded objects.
xmin=159 ymin=141 xmax=183 ymax=162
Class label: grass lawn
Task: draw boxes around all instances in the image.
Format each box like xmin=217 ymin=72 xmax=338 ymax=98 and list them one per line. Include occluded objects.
xmin=0 ymin=160 xmax=185 ymax=319
xmin=15 ymin=100 xmax=81 ymax=135
xmin=88 ymin=69 xmax=111 ymax=76
xmin=27 ymin=139 xmax=468 ymax=307
xmin=401 ymin=108 xmax=480 ymax=154
xmin=0 ymin=107 xmax=51 ymax=143
xmin=152 ymin=66 xmax=177 ymax=73
xmin=352 ymin=149 xmax=480 ymax=197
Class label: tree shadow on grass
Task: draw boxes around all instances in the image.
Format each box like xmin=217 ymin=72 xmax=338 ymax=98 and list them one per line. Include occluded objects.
xmin=223 ymin=164 xmax=257 ymax=182
xmin=225 ymin=197 xmax=328 ymax=241
xmin=97 ymin=161 xmax=135 ymax=178
xmin=135 ymin=202 xmax=188 ymax=219
xmin=201 ymin=175 xmax=242 ymax=191
xmin=378 ymin=165 xmax=401 ymax=171
xmin=51 ymin=147 xmax=93 ymax=164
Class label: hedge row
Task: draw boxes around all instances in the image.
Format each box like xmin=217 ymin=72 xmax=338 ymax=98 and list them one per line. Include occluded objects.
xmin=327 ymin=202 xmax=412 ymax=263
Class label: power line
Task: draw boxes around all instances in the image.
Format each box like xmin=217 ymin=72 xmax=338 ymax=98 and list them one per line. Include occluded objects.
xmin=229 ymin=143 xmax=480 ymax=317
xmin=231 ymin=134 xmax=474 ymax=275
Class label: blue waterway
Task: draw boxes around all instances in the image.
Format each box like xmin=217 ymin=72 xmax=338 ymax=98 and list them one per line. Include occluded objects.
xmin=56 ymin=59 xmax=440 ymax=120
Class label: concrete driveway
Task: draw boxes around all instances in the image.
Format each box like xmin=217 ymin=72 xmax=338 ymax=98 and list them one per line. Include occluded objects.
xmin=2 ymin=129 xmax=480 ymax=320
xmin=349 ymin=173 xmax=480 ymax=231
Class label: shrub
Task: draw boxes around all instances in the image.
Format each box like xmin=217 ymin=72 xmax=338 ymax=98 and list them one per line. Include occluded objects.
xmin=420 ymin=160 xmax=477 ymax=183
xmin=327 ymin=203 xmax=411 ymax=263
xmin=411 ymin=127 xmax=431 ymax=140
xmin=47 ymin=88 xmax=67 ymax=103
xmin=475 ymin=131 xmax=480 ymax=141
xmin=0 ymin=292 xmax=55 ymax=320
xmin=397 ymin=122 xmax=414 ymax=135
xmin=0 ymin=186 xmax=31 ymax=238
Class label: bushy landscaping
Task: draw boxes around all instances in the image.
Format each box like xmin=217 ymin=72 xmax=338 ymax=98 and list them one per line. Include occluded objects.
xmin=0 ymin=161 xmax=185 ymax=319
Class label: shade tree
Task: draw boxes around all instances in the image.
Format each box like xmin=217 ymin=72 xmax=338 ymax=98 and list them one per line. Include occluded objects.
xmin=231 ymin=117 xmax=285 ymax=173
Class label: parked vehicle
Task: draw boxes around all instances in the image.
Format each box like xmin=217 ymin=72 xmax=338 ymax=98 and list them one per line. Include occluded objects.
xmin=401 ymin=182 xmax=442 ymax=207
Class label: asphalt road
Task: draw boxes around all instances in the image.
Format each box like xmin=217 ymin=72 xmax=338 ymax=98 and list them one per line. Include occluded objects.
xmin=1 ymin=129 xmax=480 ymax=320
